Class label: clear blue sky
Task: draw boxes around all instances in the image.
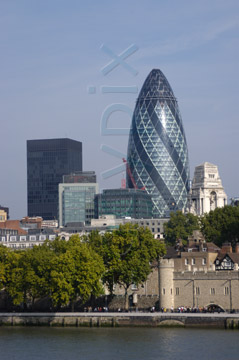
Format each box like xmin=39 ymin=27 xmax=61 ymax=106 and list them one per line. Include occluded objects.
xmin=0 ymin=0 xmax=238 ymax=219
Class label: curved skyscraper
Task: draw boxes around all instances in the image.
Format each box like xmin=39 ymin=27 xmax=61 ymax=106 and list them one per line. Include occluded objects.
xmin=127 ymin=69 xmax=190 ymax=217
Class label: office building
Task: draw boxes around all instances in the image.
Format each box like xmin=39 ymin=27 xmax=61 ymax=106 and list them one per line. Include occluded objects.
xmin=59 ymin=171 xmax=98 ymax=227
xmin=95 ymin=188 xmax=153 ymax=219
xmin=27 ymin=138 xmax=82 ymax=220
xmin=63 ymin=171 xmax=96 ymax=184
xmin=127 ymin=69 xmax=190 ymax=217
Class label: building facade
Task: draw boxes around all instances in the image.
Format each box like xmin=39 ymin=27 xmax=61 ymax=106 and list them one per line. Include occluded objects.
xmin=59 ymin=172 xmax=98 ymax=227
xmin=27 ymin=138 xmax=82 ymax=220
xmin=63 ymin=171 xmax=96 ymax=184
xmin=113 ymin=231 xmax=239 ymax=312
xmin=0 ymin=232 xmax=56 ymax=249
xmin=0 ymin=207 xmax=8 ymax=222
xmin=95 ymin=188 xmax=153 ymax=219
xmin=188 ymin=162 xmax=227 ymax=215
xmin=127 ymin=69 xmax=190 ymax=218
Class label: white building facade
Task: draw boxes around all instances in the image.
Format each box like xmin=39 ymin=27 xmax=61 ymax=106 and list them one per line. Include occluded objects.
xmin=189 ymin=162 xmax=227 ymax=216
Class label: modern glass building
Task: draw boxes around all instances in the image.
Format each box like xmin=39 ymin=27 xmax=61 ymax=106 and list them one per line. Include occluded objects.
xmin=59 ymin=182 xmax=98 ymax=227
xmin=27 ymin=138 xmax=82 ymax=220
xmin=127 ymin=69 xmax=190 ymax=217
xmin=95 ymin=188 xmax=153 ymax=219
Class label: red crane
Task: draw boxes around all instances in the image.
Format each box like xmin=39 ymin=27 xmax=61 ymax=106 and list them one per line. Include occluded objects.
xmin=122 ymin=158 xmax=145 ymax=190
xmin=122 ymin=158 xmax=138 ymax=189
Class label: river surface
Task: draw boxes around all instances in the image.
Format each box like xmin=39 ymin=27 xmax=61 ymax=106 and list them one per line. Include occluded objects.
xmin=0 ymin=326 xmax=238 ymax=360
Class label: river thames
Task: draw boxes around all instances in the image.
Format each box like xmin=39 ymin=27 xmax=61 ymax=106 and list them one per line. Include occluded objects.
xmin=0 ymin=326 xmax=238 ymax=360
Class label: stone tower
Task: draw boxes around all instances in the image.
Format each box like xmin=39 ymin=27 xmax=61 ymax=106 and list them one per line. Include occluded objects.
xmin=159 ymin=258 xmax=174 ymax=309
xmin=189 ymin=162 xmax=227 ymax=215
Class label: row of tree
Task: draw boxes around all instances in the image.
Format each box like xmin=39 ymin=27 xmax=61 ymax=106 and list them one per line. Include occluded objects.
xmin=164 ymin=205 xmax=239 ymax=248
xmin=0 ymin=223 xmax=166 ymax=311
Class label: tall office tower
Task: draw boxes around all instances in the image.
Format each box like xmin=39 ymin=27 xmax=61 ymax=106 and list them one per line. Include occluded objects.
xmin=127 ymin=69 xmax=190 ymax=217
xmin=58 ymin=171 xmax=98 ymax=227
xmin=27 ymin=138 xmax=82 ymax=220
xmin=189 ymin=162 xmax=227 ymax=216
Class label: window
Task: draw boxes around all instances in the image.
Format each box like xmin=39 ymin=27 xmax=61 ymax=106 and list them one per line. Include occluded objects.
xmin=224 ymin=287 xmax=229 ymax=295
xmin=131 ymin=284 xmax=137 ymax=290
xmin=176 ymin=288 xmax=179 ymax=295
xmin=202 ymin=258 xmax=206 ymax=265
xmin=162 ymin=288 xmax=165 ymax=295
xmin=210 ymin=288 xmax=215 ymax=295
xmin=192 ymin=258 xmax=195 ymax=265
xmin=185 ymin=258 xmax=189 ymax=265
xmin=195 ymin=287 xmax=200 ymax=295
xmin=209 ymin=174 xmax=215 ymax=178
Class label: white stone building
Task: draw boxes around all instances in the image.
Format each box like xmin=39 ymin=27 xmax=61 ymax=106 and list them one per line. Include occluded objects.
xmin=188 ymin=162 xmax=227 ymax=215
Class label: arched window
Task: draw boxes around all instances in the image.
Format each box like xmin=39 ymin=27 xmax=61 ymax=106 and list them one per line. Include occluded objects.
xmin=210 ymin=191 xmax=217 ymax=211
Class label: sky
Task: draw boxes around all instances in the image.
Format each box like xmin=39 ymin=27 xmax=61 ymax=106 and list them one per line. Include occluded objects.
xmin=0 ymin=0 xmax=238 ymax=219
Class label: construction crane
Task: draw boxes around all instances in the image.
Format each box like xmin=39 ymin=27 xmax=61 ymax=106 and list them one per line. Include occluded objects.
xmin=122 ymin=158 xmax=145 ymax=190
xmin=122 ymin=158 xmax=137 ymax=189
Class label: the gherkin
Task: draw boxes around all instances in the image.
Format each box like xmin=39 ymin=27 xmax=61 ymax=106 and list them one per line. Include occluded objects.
xmin=127 ymin=69 xmax=190 ymax=217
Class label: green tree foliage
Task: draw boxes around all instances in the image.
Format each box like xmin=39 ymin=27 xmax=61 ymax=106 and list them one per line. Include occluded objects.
xmin=87 ymin=223 xmax=166 ymax=309
xmin=0 ymin=237 xmax=104 ymax=311
xmin=164 ymin=211 xmax=200 ymax=245
xmin=201 ymin=205 xmax=239 ymax=247
xmin=48 ymin=236 xmax=104 ymax=310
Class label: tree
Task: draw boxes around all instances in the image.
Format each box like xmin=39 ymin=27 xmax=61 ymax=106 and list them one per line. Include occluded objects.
xmin=1 ymin=245 xmax=52 ymax=310
xmin=0 ymin=237 xmax=105 ymax=312
xmin=0 ymin=245 xmax=11 ymax=291
xmin=88 ymin=223 xmax=166 ymax=310
xmin=47 ymin=236 xmax=105 ymax=311
xmin=201 ymin=205 xmax=239 ymax=248
xmin=164 ymin=211 xmax=200 ymax=245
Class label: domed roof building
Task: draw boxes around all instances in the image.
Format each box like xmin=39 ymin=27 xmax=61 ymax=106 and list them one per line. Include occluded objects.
xmin=127 ymin=69 xmax=190 ymax=217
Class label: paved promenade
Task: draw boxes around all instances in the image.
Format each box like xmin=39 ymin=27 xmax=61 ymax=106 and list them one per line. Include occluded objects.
xmin=0 ymin=311 xmax=239 ymax=318
xmin=0 ymin=312 xmax=239 ymax=328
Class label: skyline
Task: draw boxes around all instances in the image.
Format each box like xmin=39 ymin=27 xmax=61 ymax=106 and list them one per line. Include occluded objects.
xmin=0 ymin=0 xmax=238 ymax=219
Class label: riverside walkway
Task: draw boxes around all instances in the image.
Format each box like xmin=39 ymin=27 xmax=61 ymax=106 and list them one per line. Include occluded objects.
xmin=1 ymin=311 xmax=239 ymax=328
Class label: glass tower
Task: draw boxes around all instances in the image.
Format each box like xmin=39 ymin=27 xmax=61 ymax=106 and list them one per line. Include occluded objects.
xmin=127 ymin=69 xmax=190 ymax=217
xmin=27 ymin=138 xmax=82 ymax=220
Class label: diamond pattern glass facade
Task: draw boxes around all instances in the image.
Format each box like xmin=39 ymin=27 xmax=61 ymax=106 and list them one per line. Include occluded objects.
xmin=127 ymin=69 xmax=190 ymax=217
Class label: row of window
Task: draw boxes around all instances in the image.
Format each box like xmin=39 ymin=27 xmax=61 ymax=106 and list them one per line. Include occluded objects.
xmin=162 ymin=287 xmax=230 ymax=296
xmin=185 ymin=258 xmax=207 ymax=265
xmin=0 ymin=235 xmax=56 ymax=242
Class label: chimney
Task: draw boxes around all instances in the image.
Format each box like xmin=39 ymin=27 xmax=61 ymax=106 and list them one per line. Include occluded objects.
xmin=221 ymin=242 xmax=232 ymax=254
xmin=235 ymin=243 xmax=239 ymax=254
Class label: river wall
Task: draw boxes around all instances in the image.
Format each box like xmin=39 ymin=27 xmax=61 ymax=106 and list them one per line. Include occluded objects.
xmin=0 ymin=313 xmax=239 ymax=329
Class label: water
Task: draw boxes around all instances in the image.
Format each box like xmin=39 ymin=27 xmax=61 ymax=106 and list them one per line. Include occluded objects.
xmin=0 ymin=326 xmax=238 ymax=360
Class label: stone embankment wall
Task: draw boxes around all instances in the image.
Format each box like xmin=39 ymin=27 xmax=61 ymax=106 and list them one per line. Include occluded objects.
xmin=0 ymin=313 xmax=239 ymax=329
